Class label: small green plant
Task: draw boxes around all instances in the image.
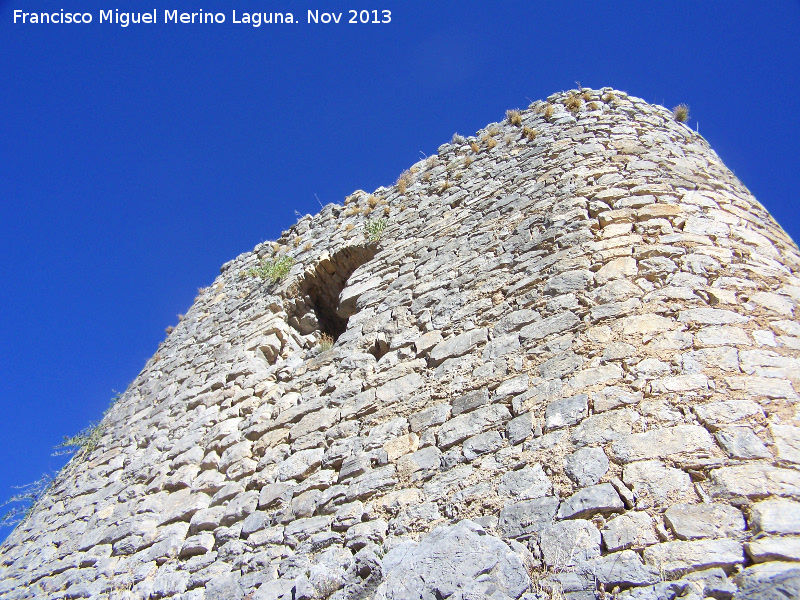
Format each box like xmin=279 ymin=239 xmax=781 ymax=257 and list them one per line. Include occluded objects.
xmin=0 ymin=474 xmax=52 ymax=528
xmin=673 ymin=103 xmax=690 ymax=122
xmin=246 ymin=255 xmax=294 ymax=282
xmin=52 ymin=422 xmax=104 ymax=457
xmin=365 ymin=218 xmax=388 ymax=242
xmin=319 ymin=333 xmax=334 ymax=352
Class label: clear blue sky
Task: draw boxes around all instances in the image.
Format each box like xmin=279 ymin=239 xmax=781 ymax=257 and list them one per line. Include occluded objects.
xmin=1 ymin=1 xmax=799 ymax=538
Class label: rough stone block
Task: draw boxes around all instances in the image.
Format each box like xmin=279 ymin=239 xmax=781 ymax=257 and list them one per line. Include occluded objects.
xmin=544 ymin=393 xmax=588 ymax=430
xmin=601 ymin=511 xmax=658 ymax=552
xmin=664 ymin=503 xmax=745 ymax=540
xmin=556 ymin=483 xmax=624 ymax=520
xmin=643 ymin=539 xmax=744 ymax=577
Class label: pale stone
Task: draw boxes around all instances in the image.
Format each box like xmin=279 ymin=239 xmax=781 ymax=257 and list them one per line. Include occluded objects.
xmin=623 ymin=460 xmax=691 ymax=506
xmin=750 ymin=498 xmax=800 ymax=534
xmin=663 ymin=503 xmax=745 ymax=540
xmin=595 ymin=257 xmax=638 ymax=285
xmin=643 ymin=539 xmax=743 ymax=577
xmin=383 ymin=433 xmax=419 ymax=461
xmin=609 ymin=425 xmax=713 ymax=463
xmin=746 ymin=537 xmax=800 ymax=563
xmin=601 ymin=511 xmax=658 ymax=552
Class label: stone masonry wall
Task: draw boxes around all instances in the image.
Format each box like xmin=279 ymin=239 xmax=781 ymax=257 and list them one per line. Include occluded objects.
xmin=2 ymin=88 xmax=800 ymax=600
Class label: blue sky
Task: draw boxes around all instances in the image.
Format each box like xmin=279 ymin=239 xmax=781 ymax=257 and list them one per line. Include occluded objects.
xmin=1 ymin=1 xmax=799 ymax=538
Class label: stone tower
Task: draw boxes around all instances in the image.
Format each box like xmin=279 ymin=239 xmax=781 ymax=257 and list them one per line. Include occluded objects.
xmin=2 ymin=89 xmax=799 ymax=600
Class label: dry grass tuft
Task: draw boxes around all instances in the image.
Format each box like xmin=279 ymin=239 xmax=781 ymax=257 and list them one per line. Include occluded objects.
xmin=582 ymin=89 xmax=592 ymax=101
xmin=543 ymin=103 xmax=555 ymax=119
xmin=463 ymin=155 xmax=473 ymax=167
xmin=506 ymin=109 xmax=522 ymax=126
xmin=602 ymin=91 xmax=616 ymax=104
xmin=303 ymin=242 xmax=313 ymax=251
xmin=345 ymin=223 xmax=355 ymax=231
xmin=397 ymin=170 xmax=413 ymax=194
xmin=673 ymin=103 xmax=690 ymax=123
xmin=522 ymin=127 xmax=538 ymax=141
xmin=487 ymin=124 xmax=501 ymax=136
xmin=482 ymin=135 xmax=497 ymax=150
xmin=469 ymin=141 xmax=480 ymax=153
xmin=564 ymin=92 xmax=582 ymax=113
xmin=588 ymin=101 xmax=599 ymax=111
xmin=383 ymin=206 xmax=390 ymax=216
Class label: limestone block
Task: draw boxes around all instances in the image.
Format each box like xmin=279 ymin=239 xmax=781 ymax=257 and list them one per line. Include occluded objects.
xmin=585 ymin=550 xmax=661 ymax=588
xmin=375 ymin=372 xmax=425 ymax=404
xmin=708 ymin=463 xmax=800 ymax=504
xmin=179 ymin=533 xmax=216 ymax=558
xmin=749 ymin=498 xmax=800 ymax=534
xmin=451 ymin=388 xmax=490 ymax=416
xmin=663 ymin=503 xmax=745 ymax=540
xmin=497 ymin=465 xmax=552 ymax=501
xmin=429 ymin=328 xmax=488 ymax=366
xmin=436 ymin=404 xmax=511 ymax=449
xmin=189 ymin=506 xmax=226 ymax=533
xmin=593 ymin=386 xmax=642 ymax=413
xmin=623 ymin=460 xmax=691 ymax=507
xmin=595 ymin=257 xmax=638 ymax=285
xmin=462 ymin=430 xmax=503 ymax=460
xmin=276 ymin=448 xmax=324 ymax=482
xmin=620 ymin=313 xmax=675 ymax=335
xmin=375 ymin=521 xmax=530 ymax=600
xmin=539 ymin=519 xmax=601 ymax=569
xmin=365 ymin=417 xmax=409 ymax=450
xmin=338 ymin=276 xmax=381 ymax=318
xmin=751 ymin=291 xmax=795 ymax=316
xmin=695 ymin=326 xmax=751 ymax=347
xmin=483 ymin=333 xmax=521 ymax=359
xmin=715 ymin=426 xmax=771 ymax=459
xmin=544 ymin=393 xmax=588 ymax=430
xmin=746 ymin=536 xmax=800 ymax=563
xmin=564 ymin=447 xmax=609 ymax=487
xmin=519 ymin=311 xmax=579 ymax=343
xmin=414 ymin=330 xmax=443 ymax=356
xmin=694 ymin=400 xmax=763 ymax=429
xmin=221 ymin=491 xmax=259 ymax=527
xmin=543 ymin=270 xmax=594 ymax=295
xmin=498 ymin=495 xmax=560 ymax=539
xmin=556 ymin=483 xmax=624 ymax=520
xmin=494 ymin=375 xmax=529 ymax=401
xmin=345 ymin=465 xmax=398 ymax=501
xmin=609 ymin=425 xmax=714 ymax=463
xmin=601 ymin=511 xmax=658 ymax=552
xmin=571 ymin=408 xmax=638 ymax=447
xmin=643 ymin=539 xmax=743 ymax=577
xmin=770 ymin=424 xmax=800 ymax=464
xmin=258 ymin=482 xmax=295 ymax=510
xmin=506 ymin=412 xmax=533 ymax=445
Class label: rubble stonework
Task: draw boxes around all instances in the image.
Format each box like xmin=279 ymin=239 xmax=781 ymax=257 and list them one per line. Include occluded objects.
xmin=2 ymin=88 xmax=800 ymax=599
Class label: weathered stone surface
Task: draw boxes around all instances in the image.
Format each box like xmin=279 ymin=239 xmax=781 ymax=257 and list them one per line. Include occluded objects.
xmin=708 ymin=463 xmax=800 ymax=504
xmin=746 ymin=537 xmax=800 ymax=563
xmin=749 ymin=498 xmax=800 ymax=534
xmin=375 ymin=520 xmax=530 ymax=600
xmin=664 ymin=503 xmax=745 ymax=540
xmin=556 ymin=483 xmax=623 ymax=520
xmin=436 ymin=404 xmax=511 ymax=449
xmin=643 ymin=539 xmax=744 ymax=577
xmin=564 ymin=447 xmax=609 ymax=487
xmin=715 ymin=426 xmax=771 ymax=459
xmin=429 ymin=328 xmax=488 ymax=365
xmin=623 ymin=460 xmax=692 ymax=506
xmin=544 ymin=393 xmax=588 ymax=430
xmin=498 ymin=496 xmax=560 ymax=539
xmin=498 ymin=465 xmax=552 ymax=501
xmin=5 ymin=90 xmax=800 ymax=600
xmin=539 ymin=519 xmax=601 ymax=568
xmin=601 ymin=511 xmax=658 ymax=552
xmin=610 ymin=425 xmax=714 ymax=463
